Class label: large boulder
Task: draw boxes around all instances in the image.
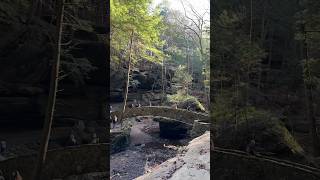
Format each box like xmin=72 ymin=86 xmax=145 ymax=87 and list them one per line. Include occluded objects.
xmin=168 ymin=93 xmax=206 ymax=113
xmin=132 ymin=70 xmax=155 ymax=90
xmin=110 ymin=61 xmax=126 ymax=102
xmin=177 ymin=98 xmax=206 ymax=112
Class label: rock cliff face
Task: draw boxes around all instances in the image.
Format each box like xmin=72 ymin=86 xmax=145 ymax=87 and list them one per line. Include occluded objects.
xmin=0 ymin=1 xmax=107 ymax=127
xmin=110 ymin=60 xmax=174 ymax=103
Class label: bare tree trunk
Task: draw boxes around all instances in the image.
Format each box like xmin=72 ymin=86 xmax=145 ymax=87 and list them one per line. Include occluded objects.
xmin=245 ymin=0 xmax=254 ymax=135
xmin=303 ymin=30 xmax=319 ymax=156
xmin=186 ymin=37 xmax=189 ymax=74
xmin=257 ymin=1 xmax=266 ymax=90
xmin=165 ymin=65 xmax=167 ymax=93
xmin=33 ymin=0 xmax=64 ymax=179
xmin=266 ymin=27 xmax=274 ymax=86
xmin=220 ymin=53 xmax=224 ymax=94
xmin=191 ymin=51 xmax=194 ymax=84
xmin=121 ymin=30 xmax=134 ymax=120
xmin=234 ymin=72 xmax=238 ymax=132
xmin=161 ymin=57 xmax=165 ymax=104
xmin=260 ymin=0 xmax=267 ymax=41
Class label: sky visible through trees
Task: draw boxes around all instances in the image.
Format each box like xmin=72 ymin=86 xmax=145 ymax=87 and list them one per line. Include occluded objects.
xmin=152 ymin=0 xmax=210 ymax=21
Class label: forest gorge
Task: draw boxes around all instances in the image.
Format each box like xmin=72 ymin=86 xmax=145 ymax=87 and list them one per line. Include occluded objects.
xmin=109 ymin=0 xmax=210 ymax=179
xmin=0 ymin=0 xmax=211 ymax=179
xmin=0 ymin=0 xmax=320 ymax=179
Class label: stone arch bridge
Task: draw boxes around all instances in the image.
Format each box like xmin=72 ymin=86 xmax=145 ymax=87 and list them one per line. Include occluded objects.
xmin=110 ymin=106 xmax=210 ymax=125
xmin=110 ymin=106 xmax=210 ymax=138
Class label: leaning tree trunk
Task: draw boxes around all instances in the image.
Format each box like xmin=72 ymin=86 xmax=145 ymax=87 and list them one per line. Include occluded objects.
xmin=121 ymin=30 xmax=134 ymax=121
xmin=248 ymin=0 xmax=253 ymax=95
xmin=33 ymin=0 xmax=64 ymax=179
xmin=245 ymin=0 xmax=254 ymax=136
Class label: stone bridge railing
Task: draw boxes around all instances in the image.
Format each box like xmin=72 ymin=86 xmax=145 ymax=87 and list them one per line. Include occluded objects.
xmin=213 ymin=147 xmax=320 ymax=180
xmin=110 ymin=106 xmax=209 ymax=125
xmin=0 ymin=144 xmax=108 ymax=180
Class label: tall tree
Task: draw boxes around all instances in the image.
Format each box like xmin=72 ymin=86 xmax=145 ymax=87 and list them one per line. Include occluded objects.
xmin=33 ymin=0 xmax=64 ymax=179
xmin=178 ymin=0 xmax=210 ymax=99
xmin=111 ymin=0 xmax=165 ymax=120
xmin=158 ymin=1 xmax=210 ymax=108
xmin=212 ymin=0 xmax=265 ymax=130
xmin=296 ymin=0 xmax=320 ymax=156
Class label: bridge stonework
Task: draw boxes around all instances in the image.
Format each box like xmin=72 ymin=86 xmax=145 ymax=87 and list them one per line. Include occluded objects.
xmin=111 ymin=106 xmax=209 ymax=125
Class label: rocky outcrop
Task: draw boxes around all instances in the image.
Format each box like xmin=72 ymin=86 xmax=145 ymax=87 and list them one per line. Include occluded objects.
xmin=176 ymin=98 xmax=206 ymax=112
xmin=110 ymin=129 xmax=131 ymax=154
xmin=109 ymin=60 xmax=174 ymax=102
xmin=110 ymin=62 xmax=126 ymax=102
xmin=131 ymin=61 xmax=174 ymax=91
xmin=135 ymin=132 xmax=210 ymax=180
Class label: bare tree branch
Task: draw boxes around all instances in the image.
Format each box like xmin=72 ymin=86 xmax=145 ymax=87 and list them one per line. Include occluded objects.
xmin=180 ymin=0 xmax=201 ymax=32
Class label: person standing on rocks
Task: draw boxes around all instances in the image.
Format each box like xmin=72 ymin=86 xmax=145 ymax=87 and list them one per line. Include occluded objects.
xmin=246 ymin=139 xmax=256 ymax=155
